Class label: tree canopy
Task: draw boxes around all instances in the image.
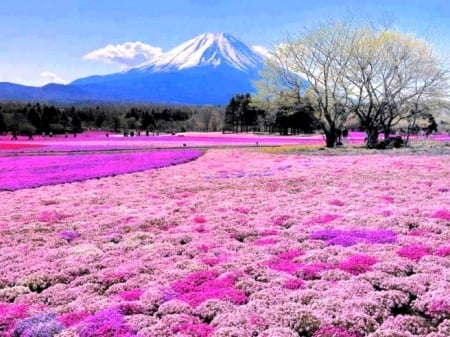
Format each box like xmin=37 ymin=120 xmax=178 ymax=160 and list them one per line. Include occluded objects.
xmin=256 ymin=20 xmax=449 ymax=147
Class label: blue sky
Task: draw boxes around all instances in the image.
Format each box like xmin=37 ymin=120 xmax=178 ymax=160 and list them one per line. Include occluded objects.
xmin=0 ymin=0 xmax=449 ymax=86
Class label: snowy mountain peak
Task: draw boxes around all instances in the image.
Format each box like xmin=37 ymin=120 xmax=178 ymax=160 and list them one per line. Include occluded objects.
xmin=136 ymin=32 xmax=265 ymax=73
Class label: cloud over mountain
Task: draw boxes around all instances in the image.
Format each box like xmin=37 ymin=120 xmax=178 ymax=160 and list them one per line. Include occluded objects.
xmin=40 ymin=71 xmax=66 ymax=84
xmin=1 ymin=33 xmax=266 ymax=104
xmin=83 ymin=41 xmax=163 ymax=67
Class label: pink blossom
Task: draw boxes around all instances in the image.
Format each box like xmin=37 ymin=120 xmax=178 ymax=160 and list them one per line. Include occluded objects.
xmin=397 ymin=244 xmax=432 ymax=261
xmin=431 ymin=209 xmax=450 ymax=221
xmin=338 ymin=254 xmax=378 ymax=275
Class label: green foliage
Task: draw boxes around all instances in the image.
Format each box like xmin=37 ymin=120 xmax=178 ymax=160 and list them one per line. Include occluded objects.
xmin=0 ymin=102 xmax=222 ymax=134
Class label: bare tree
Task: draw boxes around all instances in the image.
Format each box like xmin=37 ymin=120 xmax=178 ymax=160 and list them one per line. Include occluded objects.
xmin=348 ymin=30 xmax=448 ymax=147
xmin=256 ymin=21 xmax=360 ymax=147
xmin=257 ymin=20 xmax=449 ymax=148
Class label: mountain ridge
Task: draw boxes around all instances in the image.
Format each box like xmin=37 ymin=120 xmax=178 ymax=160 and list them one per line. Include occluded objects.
xmin=1 ymin=32 xmax=266 ymax=105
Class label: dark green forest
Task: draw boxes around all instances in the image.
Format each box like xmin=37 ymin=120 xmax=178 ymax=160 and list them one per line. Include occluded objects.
xmin=0 ymin=94 xmax=320 ymax=136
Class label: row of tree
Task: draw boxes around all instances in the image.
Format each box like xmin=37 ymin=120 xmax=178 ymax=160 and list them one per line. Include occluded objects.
xmin=0 ymin=102 xmax=224 ymax=135
xmin=223 ymin=93 xmax=319 ymax=135
xmin=255 ymin=19 xmax=449 ymax=147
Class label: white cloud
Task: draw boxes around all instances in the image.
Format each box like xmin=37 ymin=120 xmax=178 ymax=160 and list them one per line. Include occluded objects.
xmin=252 ymin=45 xmax=271 ymax=58
xmin=83 ymin=41 xmax=163 ymax=67
xmin=40 ymin=71 xmax=66 ymax=84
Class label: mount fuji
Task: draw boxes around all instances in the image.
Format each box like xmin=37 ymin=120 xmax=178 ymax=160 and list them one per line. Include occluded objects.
xmin=0 ymin=33 xmax=266 ymax=105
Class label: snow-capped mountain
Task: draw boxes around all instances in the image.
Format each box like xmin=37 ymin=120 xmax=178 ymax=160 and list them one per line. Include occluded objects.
xmin=137 ymin=32 xmax=265 ymax=73
xmin=0 ymin=33 xmax=266 ymax=105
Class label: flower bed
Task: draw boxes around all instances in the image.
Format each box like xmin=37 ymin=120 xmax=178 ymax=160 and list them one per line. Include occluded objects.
xmin=0 ymin=149 xmax=202 ymax=190
xmin=1 ymin=149 xmax=450 ymax=336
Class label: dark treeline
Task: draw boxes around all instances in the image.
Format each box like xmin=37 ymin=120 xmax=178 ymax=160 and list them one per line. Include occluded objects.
xmin=0 ymin=102 xmax=224 ymax=135
xmin=223 ymin=93 xmax=319 ymax=135
xmin=1 ymin=95 xmax=322 ymax=137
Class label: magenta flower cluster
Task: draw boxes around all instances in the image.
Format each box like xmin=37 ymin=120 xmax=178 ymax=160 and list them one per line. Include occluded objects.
xmin=310 ymin=228 xmax=398 ymax=246
xmin=2 ymin=141 xmax=450 ymax=336
xmin=0 ymin=149 xmax=202 ymax=190
xmin=170 ymin=270 xmax=247 ymax=307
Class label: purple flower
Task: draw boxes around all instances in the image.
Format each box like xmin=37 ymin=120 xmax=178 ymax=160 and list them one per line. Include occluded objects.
xmin=13 ymin=312 xmax=63 ymax=337
xmin=310 ymin=229 xmax=397 ymax=246
xmin=59 ymin=230 xmax=80 ymax=242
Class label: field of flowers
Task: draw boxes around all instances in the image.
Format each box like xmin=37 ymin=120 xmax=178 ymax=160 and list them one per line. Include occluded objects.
xmin=0 ymin=149 xmax=203 ymax=191
xmin=0 ymin=131 xmax=330 ymax=152
xmin=1 ymin=134 xmax=450 ymax=337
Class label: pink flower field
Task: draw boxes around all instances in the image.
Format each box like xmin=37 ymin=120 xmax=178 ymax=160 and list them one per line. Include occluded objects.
xmin=0 ymin=149 xmax=203 ymax=191
xmin=0 ymin=131 xmax=330 ymax=152
xmin=1 ymin=136 xmax=450 ymax=336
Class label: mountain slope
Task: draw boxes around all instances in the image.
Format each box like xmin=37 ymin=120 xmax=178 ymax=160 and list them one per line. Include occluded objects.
xmin=0 ymin=82 xmax=93 ymax=102
xmin=137 ymin=32 xmax=265 ymax=72
xmin=1 ymin=33 xmax=266 ymax=105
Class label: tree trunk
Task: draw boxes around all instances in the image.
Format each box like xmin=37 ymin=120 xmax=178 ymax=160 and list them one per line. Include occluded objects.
xmin=324 ymin=131 xmax=336 ymax=148
xmin=367 ymin=129 xmax=379 ymax=149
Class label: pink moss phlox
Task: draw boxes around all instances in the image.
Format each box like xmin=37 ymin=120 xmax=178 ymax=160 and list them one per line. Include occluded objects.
xmin=328 ymin=199 xmax=345 ymax=207
xmin=431 ymin=209 xmax=450 ymax=221
xmin=101 ymin=271 xmax=132 ymax=288
xmin=249 ymin=314 xmax=267 ymax=329
xmin=310 ymin=229 xmax=397 ymax=246
xmin=13 ymin=312 xmax=63 ymax=337
xmin=397 ymin=244 xmax=432 ymax=261
xmin=426 ymin=299 xmax=450 ymax=318
xmin=437 ymin=187 xmax=449 ymax=193
xmin=260 ymin=229 xmax=279 ymax=236
xmin=408 ymin=228 xmax=430 ymax=236
xmin=0 ymin=303 xmax=29 ymax=333
xmin=300 ymin=262 xmax=335 ymax=280
xmin=59 ymin=230 xmax=80 ymax=242
xmin=117 ymin=289 xmax=144 ymax=301
xmin=284 ymin=278 xmax=305 ymax=290
xmin=201 ymin=255 xmax=227 ymax=267
xmin=271 ymin=215 xmax=291 ymax=226
xmin=435 ymin=246 xmax=450 ymax=257
xmin=193 ymin=215 xmax=207 ymax=224
xmin=381 ymin=195 xmax=394 ymax=203
xmin=59 ymin=311 xmax=90 ymax=327
xmin=37 ymin=210 xmax=66 ymax=223
xmin=338 ymin=254 xmax=378 ymax=275
xmin=171 ymin=270 xmax=246 ymax=307
xmin=277 ymin=250 xmax=304 ymax=260
xmin=313 ymin=325 xmax=361 ymax=337
xmin=380 ymin=210 xmax=393 ymax=217
xmin=1 ymin=149 xmax=202 ymax=191
xmin=172 ymin=318 xmax=214 ymax=337
xmin=194 ymin=224 xmax=207 ymax=233
xmin=265 ymin=250 xmax=304 ymax=274
xmin=199 ymin=244 xmax=209 ymax=253
xmin=253 ymin=237 xmax=277 ymax=246
xmin=304 ymin=214 xmax=340 ymax=226
xmin=77 ymin=308 xmax=136 ymax=337
xmin=235 ymin=207 xmax=251 ymax=214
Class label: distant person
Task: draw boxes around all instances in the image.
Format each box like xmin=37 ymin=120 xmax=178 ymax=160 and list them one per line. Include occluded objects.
xmin=342 ymin=128 xmax=349 ymax=144
xmin=11 ymin=130 xmax=18 ymax=141
xmin=28 ymin=131 xmax=33 ymax=140
xmin=336 ymin=128 xmax=342 ymax=143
